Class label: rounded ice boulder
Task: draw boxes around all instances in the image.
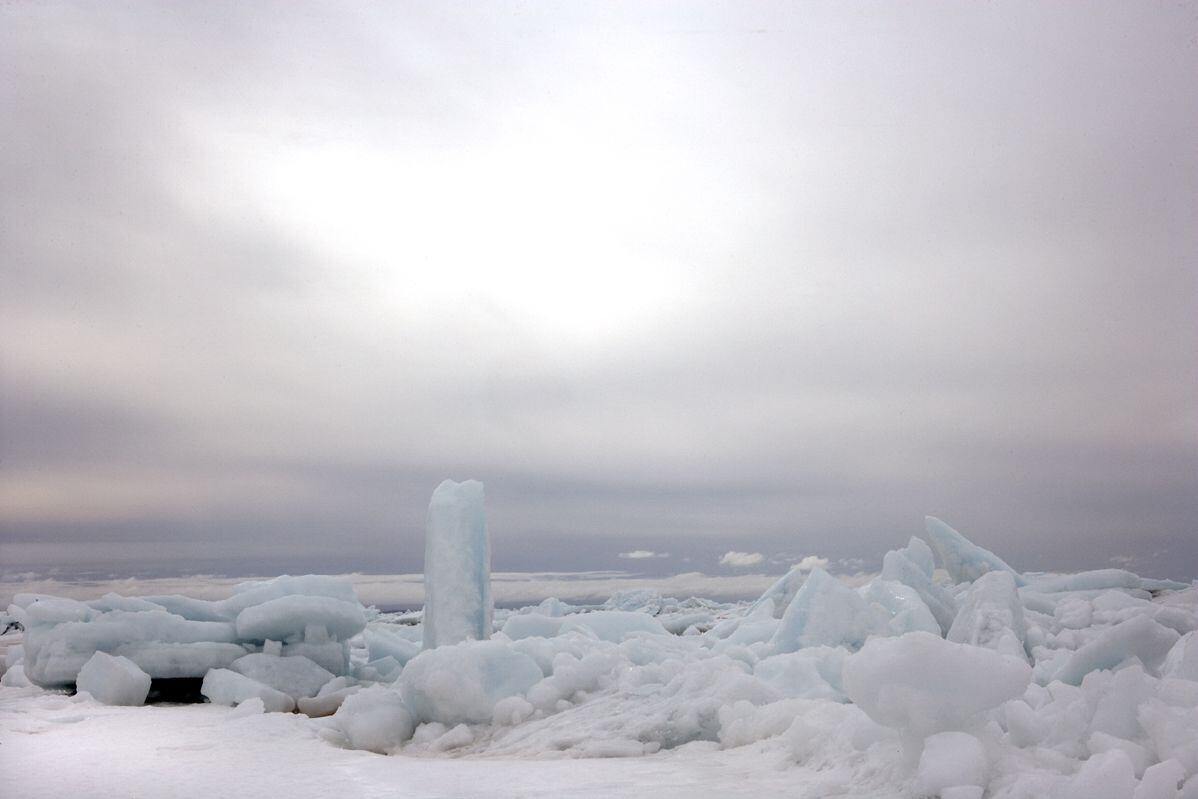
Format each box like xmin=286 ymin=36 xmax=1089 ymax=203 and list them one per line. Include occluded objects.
xmin=843 ymin=631 xmax=1031 ymax=738
xmin=76 ymin=651 xmax=151 ymax=706
xmin=400 ymin=640 xmax=543 ymax=724
xmin=333 ymin=686 xmax=415 ymax=754
xmin=234 ymin=596 xmax=366 ymax=642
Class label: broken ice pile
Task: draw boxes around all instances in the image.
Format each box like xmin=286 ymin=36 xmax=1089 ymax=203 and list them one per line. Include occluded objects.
xmin=6 ymin=574 xmax=367 ymax=710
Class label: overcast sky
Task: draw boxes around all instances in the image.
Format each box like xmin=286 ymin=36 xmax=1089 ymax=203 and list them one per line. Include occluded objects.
xmin=2 ymin=1 xmax=1195 ymax=581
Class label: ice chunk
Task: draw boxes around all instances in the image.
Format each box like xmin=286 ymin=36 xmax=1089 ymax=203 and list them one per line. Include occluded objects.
xmin=0 ymin=664 xmax=31 ymax=687
xmin=230 ymin=653 xmax=333 ymax=699
xmin=297 ymin=686 xmax=359 ymax=717
xmin=75 ymin=652 xmax=150 ymax=706
xmin=1089 ymin=731 xmax=1152 ymax=778
xmin=1135 ymin=759 xmax=1186 ymax=799
xmin=333 ymin=685 xmax=415 ymax=753
xmin=217 ymin=575 xmax=361 ymax=618
xmin=843 ymin=631 xmax=1031 ymax=739
xmin=770 ymin=567 xmax=886 ymax=653
xmin=400 ymin=640 xmax=542 ymax=724
xmin=902 ymin=536 xmax=936 ymax=578
xmin=559 ymin=611 xmax=668 ymax=643
xmin=913 ymin=731 xmax=988 ymax=796
xmin=23 ymin=610 xmax=238 ymax=686
xmin=112 ymin=642 xmax=247 ymax=679
xmin=1031 ymin=569 xmax=1142 ymax=593
xmin=753 ymin=647 xmax=847 ymax=701
xmin=281 ymin=641 xmax=348 ymax=675
xmin=859 ymin=578 xmax=940 ymax=637
xmin=1055 ymin=615 xmax=1180 ymax=685
xmin=1065 ymin=749 xmax=1138 ymax=799
xmin=947 ymin=570 xmax=1028 ymax=660
xmin=1163 ymin=632 xmax=1198 ymax=682
xmin=1138 ymin=699 xmax=1198 ymax=776
xmin=880 ymin=548 xmax=958 ymax=634
xmin=924 ymin=516 xmax=1024 ymax=586
xmin=422 ymin=479 xmax=492 ymax=650
xmin=501 ymin=613 xmax=566 ymax=640
xmin=363 ymin=626 xmax=421 ymax=667
xmin=200 ymin=668 xmax=295 ymax=713
xmin=235 ymin=596 xmax=366 ymax=643
xmin=603 ymin=588 xmax=665 ymax=614
xmin=746 ymin=568 xmax=805 ymax=618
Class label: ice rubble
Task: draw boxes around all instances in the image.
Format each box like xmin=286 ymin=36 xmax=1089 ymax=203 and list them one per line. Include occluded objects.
xmin=4 ymin=505 xmax=1198 ymax=799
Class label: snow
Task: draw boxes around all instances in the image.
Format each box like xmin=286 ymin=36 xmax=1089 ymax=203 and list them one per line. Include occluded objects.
xmin=422 ymin=479 xmax=493 ymax=649
xmin=75 ymin=651 xmax=150 ymax=706
xmin=3 ymin=512 xmax=1197 ymax=798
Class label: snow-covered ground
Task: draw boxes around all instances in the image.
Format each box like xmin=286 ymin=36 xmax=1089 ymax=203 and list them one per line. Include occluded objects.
xmin=3 ymin=518 xmax=1197 ymax=798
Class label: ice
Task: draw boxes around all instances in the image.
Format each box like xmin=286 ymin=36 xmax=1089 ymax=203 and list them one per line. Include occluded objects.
xmin=769 ymin=567 xmax=886 ymax=653
xmin=880 ymin=547 xmax=958 ymax=634
xmin=747 ymin=568 xmax=806 ymax=618
xmin=1162 ymin=632 xmax=1198 ymax=682
xmin=235 ymin=596 xmax=366 ymax=643
xmin=843 ymin=631 xmax=1031 ymax=740
xmin=23 ymin=610 xmax=239 ymax=685
xmin=18 ymin=575 xmax=365 ymax=686
xmin=1031 ymin=569 xmax=1144 ymax=594
xmin=332 ymin=685 xmax=415 ymax=753
xmin=422 ymin=479 xmax=492 ymax=650
xmin=752 ymin=646 xmax=847 ymax=701
xmin=363 ymin=626 xmax=421 ymax=667
xmin=1065 ymin=749 xmax=1138 ymax=799
xmin=924 ymin=516 xmax=1025 ymax=586
xmin=858 ymin=578 xmax=940 ymax=637
xmin=75 ymin=652 xmax=151 ymax=706
xmin=112 ymin=642 xmax=247 ymax=679
xmin=559 ymin=610 xmax=668 ymax=643
xmin=913 ymin=731 xmax=988 ymax=796
xmin=1136 ymin=759 xmax=1186 ymax=799
xmin=200 ymin=668 xmax=296 ymax=713
xmin=1055 ymin=615 xmax=1180 ymax=685
xmin=501 ymin=613 xmax=566 ymax=640
xmin=230 ymin=653 xmax=333 ymax=699
xmin=400 ymin=640 xmax=542 ymax=724
xmin=947 ymin=570 xmax=1028 ymax=659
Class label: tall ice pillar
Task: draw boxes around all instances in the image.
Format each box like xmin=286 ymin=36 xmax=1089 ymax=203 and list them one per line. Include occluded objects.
xmin=421 ymin=479 xmax=492 ymax=649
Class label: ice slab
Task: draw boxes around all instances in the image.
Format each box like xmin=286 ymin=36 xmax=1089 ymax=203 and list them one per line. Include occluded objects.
xmin=234 ymin=596 xmax=366 ymax=643
xmin=230 ymin=653 xmax=333 ymax=699
xmin=859 ymin=578 xmax=940 ymax=637
xmin=200 ymin=668 xmax=295 ymax=713
xmin=1055 ymin=615 xmax=1180 ymax=686
xmin=770 ymin=567 xmax=886 ymax=653
xmin=924 ymin=516 xmax=1025 ymax=586
xmin=947 ymin=570 xmax=1028 ymax=660
xmin=76 ymin=651 xmax=150 ymax=706
xmin=880 ymin=548 xmax=958 ymax=634
xmin=422 ymin=479 xmax=492 ymax=650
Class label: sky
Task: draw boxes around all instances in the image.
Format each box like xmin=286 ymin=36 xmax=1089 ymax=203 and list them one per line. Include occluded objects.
xmin=2 ymin=1 xmax=1196 ymax=582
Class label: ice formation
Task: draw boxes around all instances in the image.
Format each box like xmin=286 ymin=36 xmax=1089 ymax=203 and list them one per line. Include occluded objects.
xmin=3 ymin=510 xmax=1198 ymax=799
xmin=422 ymin=479 xmax=492 ymax=650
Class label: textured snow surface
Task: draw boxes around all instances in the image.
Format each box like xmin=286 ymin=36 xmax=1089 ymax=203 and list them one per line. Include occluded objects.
xmin=3 ymin=517 xmax=1198 ymax=798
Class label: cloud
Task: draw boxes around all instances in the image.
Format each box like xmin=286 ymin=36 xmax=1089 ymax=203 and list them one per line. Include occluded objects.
xmin=795 ymin=555 xmax=830 ymax=572
xmin=618 ymin=550 xmax=668 ymax=560
xmin=720 ymin=551 xmax=765 ymax=568
xmin=0 ymin=2 xmax=1195 ymax=581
